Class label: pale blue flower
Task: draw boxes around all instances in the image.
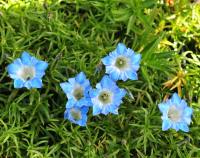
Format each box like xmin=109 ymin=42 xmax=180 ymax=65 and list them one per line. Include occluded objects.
xmin=102 ymin=43 xmax=141 ymax=81
xmin=64 ymin=106 xmax=89 ymax=126
xmin=7 ymin=52 xmax=48 ymax=89
xmin=90 ymin=75 xmax=126 ymax=115
xmin=158 ymin=93 xmax=193 ymax=132
xmin=60 ymin=72 xmax=92 ymax=108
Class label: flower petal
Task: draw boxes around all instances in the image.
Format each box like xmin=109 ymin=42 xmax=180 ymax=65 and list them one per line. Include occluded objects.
xmin=35 ymin=61 xmax=48 ymax=72
xmin=162 ymin=120 xmax=171 ymax=131
xmin=21 ymin=52 xmax=32 ymax=65
xmin=171 ymin=93 xmax=181 ymax=104
xmin=30 ymin=78 xmax=42 ymax=88
xmin=102 ymin=56 xmax=113 ymax=65
xmin=179 ymin=123 xmax=189 ymax=132
xmin=126 ymin=71 xmax=138 ymax=80
xmin=14 ymin=79 xmax=24 ymax=88
xmin=158 ymin=103 xmax=169 ymax=113
xmin=76 ymin=72 xmax=86 ymax=84
xmin=60 ymin=82 xmax=72 ymax=94
xmin=93 ymin=105 xmax=101 ymax=115
xmin=116 ymin=43 xmax=126 ymax=54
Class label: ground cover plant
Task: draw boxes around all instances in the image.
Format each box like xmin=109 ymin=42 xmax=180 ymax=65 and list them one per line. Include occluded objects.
xmin=0 ymin=0 xmax=200 ymax=157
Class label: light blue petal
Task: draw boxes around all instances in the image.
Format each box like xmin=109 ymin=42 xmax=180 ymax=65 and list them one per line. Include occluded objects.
xmin=77 ymin=98 xmax=90 ymax=107
xmin=7 ymin=63 xmax=19 ymax=75
xmin=21 ymin=52 xmax=32 ymax=65
xmin=7 ymin=59 xmax=23 ymax=74
xmin=171 ymin=93 xmax=181 ymax=104
xmin=60 ymin=82 xmax=72 ymax=94
xmin=76 ymin=72 xmax=86 ymax=84
xmin=183 ymin=116 xmax=192 ymax=124
xmin=119 ymin=72 xmax=128 ymax=81
xmin=172 ymin=123 xmax=179 ymax=131
xmin=14 ymin=79 xmax=24 ymax=88
xmin=101 ymin=107 xmax=109 ymax=115
xmin=35 ymin=72 xmax=45 ymax=78
xmin=102 ymin=56 xmax=113 ymax=65
xmin=64 ymin=109 xmax=69 ymax=119
xmin=101 ymin=75 xmax=114 ymax=88
xmin=127 ymin=71 xmax=138 ymax=80
xmin=30 ymin=78 xmax=42 ymax=88
xmin=120 ymin=88 xmax=126 ymax=98
xmin=90 ymin=89 xmax=99 ymax=98
xmin=35 ymin=61 xmax=48 ymax=72
xmin=93 ymin=105 xmax=101 ymax=115
xmin=110 ymin=71 xmax=120 ymax=81
xmin=81 ymin=106 xmax=89 ymax=114
xmin=162 ymin=120 xmax=171 ymax=131
xmin=158 ymin=103 xmax=169 ymax=113
xmin=116 ymin=43 xmax=126 ymax=55
xmin=68 ymin=78 xmax=76 ymax=85
xmin=24 ymin=81 xmax=32 ymax=89
xmin=179 ymin=123 xmax=189 ymax=132
xmin=105 ymin=66 xmax=115 ymax=74
xmin=66 ymin=99 xmax=76 ymax=108
xmin=131 ymin=53 xmax=141 ymax=65
xmin=184 ymin=107 xmax=193 ymax=116
xmin=78 ymin=115 xmax=87 ymax=126
xmin=107 ymin=104 xmax=118 ymax=114
xmin=178 ymin=100 xmax=188 ymax=109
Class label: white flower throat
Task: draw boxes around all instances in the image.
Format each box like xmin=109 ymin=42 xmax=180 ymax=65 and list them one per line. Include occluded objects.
xmin=18 ymin=66 xmax=35 ymax=81
xmin=115 ymin=56 xmax=129 ymax=70
xmin=98 ymin=90 xmax=113 ymax=105
xmin=70 ymin=108 xmax=82 ymax=121
xmin=73 ymin=86 xmax=84 ymax=101
xmin=168 ymin=105 xmax=182 ymax=122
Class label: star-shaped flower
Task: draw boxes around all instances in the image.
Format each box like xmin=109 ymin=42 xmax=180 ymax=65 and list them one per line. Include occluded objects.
xmin=64 ymin=106 xmax=89 ymax=126
xmin=102 ymin=43 xmax=141 ymax=81
xmin=158 ymin=93 xmax=193 ymax=132
xmin=7 ymin=52 xmax=48 ymax=89
xmin=90 ymin=75 xmax=126 ymax=115
xmin=60 ymin=72 xmax=92 ymax=108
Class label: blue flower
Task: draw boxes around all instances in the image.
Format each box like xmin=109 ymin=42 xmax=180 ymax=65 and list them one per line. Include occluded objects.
xmin=90 ymin=75 xmax=126 ymax=115
xmin=158 ymin=93 xmax=193 ymax=132
xmin=7 ymin=52 xmax=48 ymax=89
xmin=102 ymin=43 xmax=141 ymax=81
xmin=64 ymin=106 xmax=89 ymax=126
xmin=60 ymin=72 xmax=92 ymax=108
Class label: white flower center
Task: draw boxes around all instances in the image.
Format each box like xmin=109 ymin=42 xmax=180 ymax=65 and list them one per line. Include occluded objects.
xmin=17 ymin=66 xmax=35 ymax=81
xmin=115 ymin=56 xmax=129 ymax=70
xmin=98 ymin=90 xmax=113 ymax=105
xmin=168 ymin=105 xmax=182 ymax=122
xmin=70 ymin=108 xmax=82 ymax=121
xmin=73 ymin=86 xmax=84 ymax=101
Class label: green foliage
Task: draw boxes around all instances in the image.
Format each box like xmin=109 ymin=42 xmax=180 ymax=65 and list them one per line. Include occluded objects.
xmin=0 ymin=0 xmax=199 ymax=157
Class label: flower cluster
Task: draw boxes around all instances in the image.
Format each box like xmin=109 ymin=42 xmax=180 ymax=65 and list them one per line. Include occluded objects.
xmin=7 ymin=43 xmax=193 ymax=132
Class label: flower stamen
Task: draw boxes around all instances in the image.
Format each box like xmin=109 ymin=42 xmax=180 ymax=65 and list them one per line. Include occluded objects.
xmin=115 ymin=56 xmax=129 ymax=70
xmin=73 ymin=87 xmax=84 ymax=100
xmin=168 ymin=105 xmax=182 ymax=122
xmin=70 ymin=108 xmax=82 ymax=121
xmin=18 ymin=66 xmax=35 ymax=81
xmin=98 ymin=90 xmax=112 ymax=105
